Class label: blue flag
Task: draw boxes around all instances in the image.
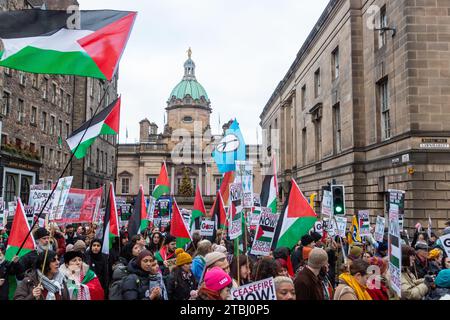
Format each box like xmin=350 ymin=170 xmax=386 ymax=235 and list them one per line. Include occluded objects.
xmin=213 ymin=119 xmax=246 ymax=173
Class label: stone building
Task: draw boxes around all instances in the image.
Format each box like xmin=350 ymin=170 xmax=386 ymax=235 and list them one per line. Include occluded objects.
xmin=0 ymin=0 xmax=119 ymax=206
xmin=117 ymin=51 xmax=262 ymax=208
xmin=260 ymin=0 xmax=450 ymax=230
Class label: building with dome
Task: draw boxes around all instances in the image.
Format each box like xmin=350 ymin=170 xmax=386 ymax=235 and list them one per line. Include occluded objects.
xmin=115 ymin=50 xmax=262 ymax=207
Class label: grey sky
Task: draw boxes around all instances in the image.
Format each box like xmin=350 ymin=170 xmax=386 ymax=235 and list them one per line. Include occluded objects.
xmin=78 ymin=0 xmax=329 ymax=144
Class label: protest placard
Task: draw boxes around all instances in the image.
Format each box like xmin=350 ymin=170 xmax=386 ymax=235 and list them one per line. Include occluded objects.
xmin=334 ymin=216 xmax=347 ymax=238
xmin=250 ymin=211 xmax=279 ymax=256
xmin=200 ymin=219 xmax=215 ymax=237
xmin=321 ymin=190 xmax=332 ymax=218
xmin=230 ymin=277 xmax=276 ymax=300
xmin=314 ymin=220 xmax=323 ymax=236
xmin=358 ymin=210 xmax=371 ymax=237
xmin=50 ymin=176 xmax=73 ymax=220
xmin=374 ymin=216 xmax=386 ymax=242
xmin=388 ymin=203 xmax=401 ymax=298
xmin=235 ymin=161 xmax=254 ymax=208
xmin=229 ymin=202 xmax=243 ymax=240
xmin=229 ymin=183 xmax=243 ymax=202
xmin=440 ymin=233 xmax=450 ymax=257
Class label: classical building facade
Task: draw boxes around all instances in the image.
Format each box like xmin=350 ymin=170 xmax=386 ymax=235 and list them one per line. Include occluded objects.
xmin=0 ymin=0 xmax=119 ymax=206
xmin=260 ymin=0 xmax=450 ymax=230
xmin=117 ymin=52 xmax=262 ymax=208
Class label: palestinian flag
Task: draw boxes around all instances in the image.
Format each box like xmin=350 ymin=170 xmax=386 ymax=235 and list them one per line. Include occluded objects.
xmin=152 ymin=162 xmax=170 ymax=200
xmin=170 ymin=198 xmax=192 ymax=248
xmin=211 ymin=192 xmax=227 ymax=241
xmin=66 ymin=97 xmax=120 ymax=159
xmin=190 ymin=185 xmax=206 ymax=232
xmin=128 ymin=185 xmax=147 ymax=237
xmin=0 ymin=10 xmax=136 ymax=80
xmin=260 ymin=154 xmax=278 ymax=213
xmin=5 ymin=198 xmax=36 ymax=261
xmin=102 ymin=182 xmax=119 ymax=255
xmin=273 ymin=179 xmax=317 ymax=250
xmin=208 ymin=171 xmax=234 ymax=217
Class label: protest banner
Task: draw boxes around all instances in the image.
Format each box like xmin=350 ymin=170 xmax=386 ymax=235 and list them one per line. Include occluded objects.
xmin=235 ymin=161 xmax=254 ymax=208
xmin=229 ymin=202 xmax=243 ymax=240
xmin=314 ymin=220 xmax=323 ymax=236
xmin=8 ymin=201 xmax=16 ymax=217
xmin=229 ymin=183 xmax=243 ymax=202
xmin=358 ymin=210 xmax=371 ymax=237
xmin=250 ymin=210 xmax=279 ymax=256
xmin=321 ymin=190 xmax=332 ymax=218
xmin=388 ymin=203 xmax=402 ymax=297
xmin=50 ymin=176 xmax=73 ymax=220
xmin=200 ymin=219 xmax=215 ymax=237
xmin=389 ymin=189 xmax=405 ymax=230
xmin=374 ymin=216 xmax=386 ymax=242
xmin=440 ymin=233 xmax=450 ymax=257
xmin=230 ymin=277 xmax=276 ymax=300
xmin=334 ymin=216 xmax=347 ymax=238
xmin=55 ymin=187 xmax=103 ymax=223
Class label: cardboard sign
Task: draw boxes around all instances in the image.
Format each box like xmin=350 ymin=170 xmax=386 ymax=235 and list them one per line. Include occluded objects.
xmin=314 ymin=221 xmax=323 ymax=236
xmin=235 ymin=161 xmax=254 ymax=208
xmin=228 ymin=202 xmax=243 ymax=240
xmin=440 ymin=233 xmax=450 ymax=257
xmin=250 ymin=211 xmax=279 ymax=256
xmin=29 ymin=189 xmax=54 ymax=218
xmin=374 ymin=216 xmax=386 ymax=242
xmin=8 ymin=201 xmax=16 ymax=217
xmin=231 ymin=277 xmax=277 ymax=300
xmin=229 ymin=183 xmax=243 ymax=202
xmin=334 ymin=216 xmax=347 ymax=238
xmin=50 ymin=176 xmax=73 ymax=220
xmin=323 ymin=218 xmax=337 ymax=238
xmin=321 ymin=190 xmax=332 ymax=218
xmin=250 ymin=207 xmax=262 ymax=227
xmin=200 ymin=220 xmax=215 ymax=237
xmin=388 ymin=204 xmax=401 ymax=298
xmin=253 ymin=193 xmax=261 ymax=208
xmin=358 ymin=210 xmax=371 ymax=237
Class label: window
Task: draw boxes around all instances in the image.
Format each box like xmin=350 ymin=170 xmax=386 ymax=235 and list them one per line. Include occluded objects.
xmin=19 ymin=72 xmax=26 ymax=86
xmin=183 ymin=116 xmax=193 ymax=123
xmin=40 ymin=146 xmax=45 ymax=160
xmin=332 ymin=47 xmax=340 ymax=80
xmin=57 ymin=151 xmax=61 ymax=168
xmin=20 ymin=176 xmax=32 ymax=204
xmin=60 ymin=88 xmax=64 ymax=108
xmin=50 ymin=116 xmax=55 ymax=135
xmin=18 ymin=98 xmax=24 ymax=122
xmin=2 ymin=91 xmax=10 ymax=116
xmin=59 ymin=120 xmax=63 ymax=138
xmin=49 ymin=148 xmax=54 ymax=164
xmin=333 ymin=103 xmax=342 ymax=154
xmin=314 ymin=111 xmax=322 ymax=161
xmin=66 ymin=94 xmax=71 ymax=113
xmin=301 ymin=85 xmax=306 ymax=110
xmin=215 ymin=177 xmax=223 ymax=193
xmin=31 ymin=106 xmax=37 ymax=124
xmin=3 ymin=67 xmax=11 ymax=76
xmin=314 ymin=69 xmax=321 ymax=98
xmin=41 ymin=111 xmax=47 ymax=131
xmin=149 ymin=177 xmax=156 ymax=193
xmin=379 ymin=79 xmax=391 ymax=140
xmin=96 ymin=148 xmax=100 ymax=170
xmin=1 ymin=134 xmax=7 ymax=146
xmin=51 ymin=83 xmax=57 ymax=104
xmin=105 ymin=152 xmax=108 ymax=174
xmin=43 ymin=78 xmax=48 ymax=99
xmin=302 ymin=128 xmax=307 ymax=166
xmin=121 ymin=178 xmax=130 ymax=194
xmin=379 ymin=6 xmax=387 ymax=49
xmin=32 ymin=74 xmax=39 ymax=88
xmin=66 ymin=123 xmax=70 ymax=138
xmin=5 ymin=173 xmax=18 ymax=203
xmin=30 ymin=142 xmax=36 ymax=153
xmin=100 ymin=151 xmax=104 ymax=172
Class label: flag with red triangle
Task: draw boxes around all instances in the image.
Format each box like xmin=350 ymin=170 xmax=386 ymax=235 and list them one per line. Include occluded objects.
xmin=190 ymin=185 xmax=205 ymax=232
xmin=211 ymin=191 xmax=227 ymax=241
xmin=102 ymin=182 xmax=119 ymax=255
xmin=5 ymin=198 xmax=36 ymax=261
xmin=152 ymin=162 xmax=170 ymax=200
xmin=208 ymin=171 xmax=234 ymax=217
xmin=170 ymin=198 xmax=192 ymax=248
xmin=273 ymin=179 xmax=318 ymax=249
xmin=128 ymin=185 xmax=147 ymax=237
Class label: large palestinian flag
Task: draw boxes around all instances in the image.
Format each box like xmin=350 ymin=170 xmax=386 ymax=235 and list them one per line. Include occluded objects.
xmin=0 ymin=10 xmax=136 ymax=80
xmin=152 ymin=162 xmax=170 ymax=200
xmin=102 ymin=182 xmax=120 ymax=255
xmin=5 ymin=198 xmax=36 ymax=261
xmin=170 ymin=198 xmax=192 ymax=248
xmin=273 ymin=179 xmax=317 ymax=250
xmin=190 ymin=185 xmax=206 ymax=232
xmin=66 ymin=97 xmax=120 ymax=159
xmin=260 ymin=154 xmax=278 ymax=213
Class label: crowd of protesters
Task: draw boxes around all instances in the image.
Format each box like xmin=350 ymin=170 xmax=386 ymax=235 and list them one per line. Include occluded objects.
xmin=0 ymin=218 xmax=449 ymax=300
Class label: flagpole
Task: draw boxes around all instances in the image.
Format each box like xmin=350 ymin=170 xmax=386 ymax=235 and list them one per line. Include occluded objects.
xmin=15 ymin=81 xmax=112 ymax=255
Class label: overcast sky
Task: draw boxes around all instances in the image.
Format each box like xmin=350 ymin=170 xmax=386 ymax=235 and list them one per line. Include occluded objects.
xmin=78 ymin=0 xmax=329 ymax=144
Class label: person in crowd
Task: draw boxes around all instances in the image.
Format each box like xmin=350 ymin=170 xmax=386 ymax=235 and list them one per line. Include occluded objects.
xmin=366 ymin=256 xmax=390 ymax=300
xmin=196 ymin=266 xmax=232 ymax=300
xmin=334 ymin=259 xmax=372 ymax=300
xmin=310 ymin=232 xmax=323 ymax=248
xmin=64 ymin=224 xmax=78 ymax=246
xmin=155 ymin=234 xmax=177 ymax=276
xmin=122 ymin=250 xmax=167 ymax=300
xmin=18 ymin=227 xmax=52 ymax=279
xmin=275 ymin=258 xmax=290 ymax=278
xmin=203 ymin=251 xmax=230 ymax=278
xmin=428 ymin=248 xmax=443 ymax=275
xmin=348 ymin=245 xmax=363 ymax=262
xmin=166 ymin=249 xmax=197 ymax=300
xmin=363 ymin=251 xmax=373 ymax=262
xmin=120 ymin=241 xmax=144 ymax=266
xmin=252 ymin=257 xmax=278 ymax=282
xmin=75 ymin=225 xmax=87 ymax=242
xmin=295 ymin=248 xmax=328 ymax=300
xmin=414 ymin=242 xmax=430 ymax=279
xmin=375 ymin=241 xmax=389 ymax=258
xmin=230 ymin=254 xmax=250 ymax=288
xmin=148 ymin=231 xmax=163 ymax=255
xmin=273 ymin=247 xmax=294 ymax=278
xmin=14 ymin=251 xmax=68 ymax=300
xmin=49 ymin=223 xmax=66 ymax=258
xmin=86 ymin=239 xmax=109 ymax=294
xmin=131 ymin=234 xmax=147 ymax=249
xmin=291 ymin=234 xmax=315 ymax=273
xmin=319 ymin=258 xmax=334 ymax=300
xmin=274 ymin=276 xmax=296 ymax=300
xmin=0 ymin=245 xmax=21 ymax=301
xmin=401 ymin=245 xmax=430 ymax=300
xmin=442 ymin=255 xmax=450 ymax=270
xmin=186 ymin=231 xmax=201 ymax=257
xmin=192 ymin=239 xmax=212 ymax=282
xmin=72 ymin=240 xmax=87 ymax=255
xmin=425 ymin=269 xmax=450 ymax=300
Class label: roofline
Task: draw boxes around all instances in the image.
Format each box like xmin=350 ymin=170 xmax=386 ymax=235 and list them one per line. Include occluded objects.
xmin=259 ymin=0 xmax=341 ymax=121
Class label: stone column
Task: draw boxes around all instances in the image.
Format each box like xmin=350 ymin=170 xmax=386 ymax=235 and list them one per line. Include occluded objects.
xmin=205 ymin=163 xmax=211 ymax=196
xmin=198 ymin=166 xmax=203 ymax=194
xmin=170 ymin=165 xmax=175 ymax=195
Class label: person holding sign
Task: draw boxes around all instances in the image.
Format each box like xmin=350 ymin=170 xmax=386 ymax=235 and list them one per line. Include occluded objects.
xmin=196 ymin=266 xmax=232 ymax=300
xmin=400 ymin=246 xmax=430 ymax=300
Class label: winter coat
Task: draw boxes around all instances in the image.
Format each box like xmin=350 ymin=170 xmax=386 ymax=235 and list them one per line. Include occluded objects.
xmin=166 ymin=268 xmax=197 ymax=300
xmin=59 ymin=263 xmax=104 ymax=300
xmin=425 ymin=287 xmax=450 ymax=300
xmin=401 ymin=269 xmax=428 ymax=300
xmin=366 ymin=283 xmax=389 ymax=300
xmin=334 ymin=283 xmax=358 ymax=300
xmin=122 ymin=259 xmax=167 ymax=300
xmin=13 ymin=270 xmax=70 ymax=300
xmin=86 ymin=250 xmax=110 ymax=293
xmin=294 ymin=267 xmax=324 ymax=300
xmin=17 ymin=250 xmax=39 ymax=280
xmin=291 ymin=246 xmax=303 ymax=273
xmin=428 ymin=261 xmax=441 ymax=276
xmin=0 ymin=259 xmax=22 ymax=300
xmin=191 ymin=256 xmax=205 ymax=283
xmin=414 ymin=257 xmax=429 ymax=279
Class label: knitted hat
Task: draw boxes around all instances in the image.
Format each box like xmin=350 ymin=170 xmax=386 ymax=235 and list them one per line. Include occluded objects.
xmin=175 ymin=248 xmax=192 ymax=266
xmin=348 ymin=245 xmax=363 ymax=261
xmin=414 ymin=242 xmax=428 ymax=251
xmin=428 ymin=248 xmax=442 ymax=260
xmin=307 ymin=248 xmax=328 ymax=269
xmin=301 ymin=234 xmax=314 ymax=247
xmin=136 ymin=249 xmax=153 ymax=267
xmin=436 ymin=269 xmax=450 ymax=289
xmin=212 ymin=244 xmax=227 ymax=254
xmin=73 ymin=240 xmax=86 ymax=252
xmin=302 ymin=246 xmax=313 ymax=260
xmin=34 ymin=227 xmax=49 ymax=240
xmin=310 ymin=232 xmax=322 ymax=242
xmin=204 ymin=251 xmax=227 ymax=268
xmin=64 ymin=250 xmax=83 ymax=264
xmin=204 ymin=266 xmax=232 ymax=292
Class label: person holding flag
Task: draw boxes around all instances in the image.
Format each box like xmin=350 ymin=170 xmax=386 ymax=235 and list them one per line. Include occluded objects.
xmin=86 ymin=239 xmax=109 ymax=295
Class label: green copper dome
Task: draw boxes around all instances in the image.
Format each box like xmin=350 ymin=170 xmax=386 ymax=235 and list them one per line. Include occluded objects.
xmin=169 ymin=79 xmax=209 ymax=101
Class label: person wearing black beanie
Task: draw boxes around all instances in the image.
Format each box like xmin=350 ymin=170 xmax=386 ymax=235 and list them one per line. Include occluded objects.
xmin=86 ymin=239 xmax=109 ymax=295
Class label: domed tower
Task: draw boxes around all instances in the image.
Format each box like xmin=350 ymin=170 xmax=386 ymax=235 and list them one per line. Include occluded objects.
xmin=165 ymin=48 xmax=212 ymax=139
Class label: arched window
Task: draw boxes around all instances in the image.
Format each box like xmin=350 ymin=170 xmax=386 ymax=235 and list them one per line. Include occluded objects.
xmin=20 ymin=176 xmax=31 ymax=204
xmin=5 ymin=173 xmax=17 ymax=203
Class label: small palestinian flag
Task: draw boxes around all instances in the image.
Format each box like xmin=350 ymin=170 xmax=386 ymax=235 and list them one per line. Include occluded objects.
xmin=273 ymin=179 xmax=317 ymax=250
xmin=128 ymin=185 xmax=147 ymax=237
xmin=211 ymin=192 xmax=227 ymax=241
xmin=102 ymin=182 xmax=119 ymax=255
xmin=170 ymin=198 xmax=192 ymax=248
xmin=208 ymin=171 xmax=234 ymax=217
xmin=66 ymin=97 xmax=120 ymax=159
xmin=5 ymin=198 xmax=36 ymax=261
xmin=260 ymin=154 xmax=278 ymax=213
xmin=0 ymin=10 xmax=137 ymax=80
xmin=190 ymin=185 xmax=205 ymax=232
xmin=152 ymin=162 xmax=170 ymax=200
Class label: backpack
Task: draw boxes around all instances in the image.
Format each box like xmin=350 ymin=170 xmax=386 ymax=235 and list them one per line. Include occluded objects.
xmin=108 ymin=264 xmax=129 ymax=300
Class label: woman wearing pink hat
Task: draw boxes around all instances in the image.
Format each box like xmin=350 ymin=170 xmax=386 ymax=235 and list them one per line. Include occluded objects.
xmin=196 ymin=266 xmax=232 ymax=300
